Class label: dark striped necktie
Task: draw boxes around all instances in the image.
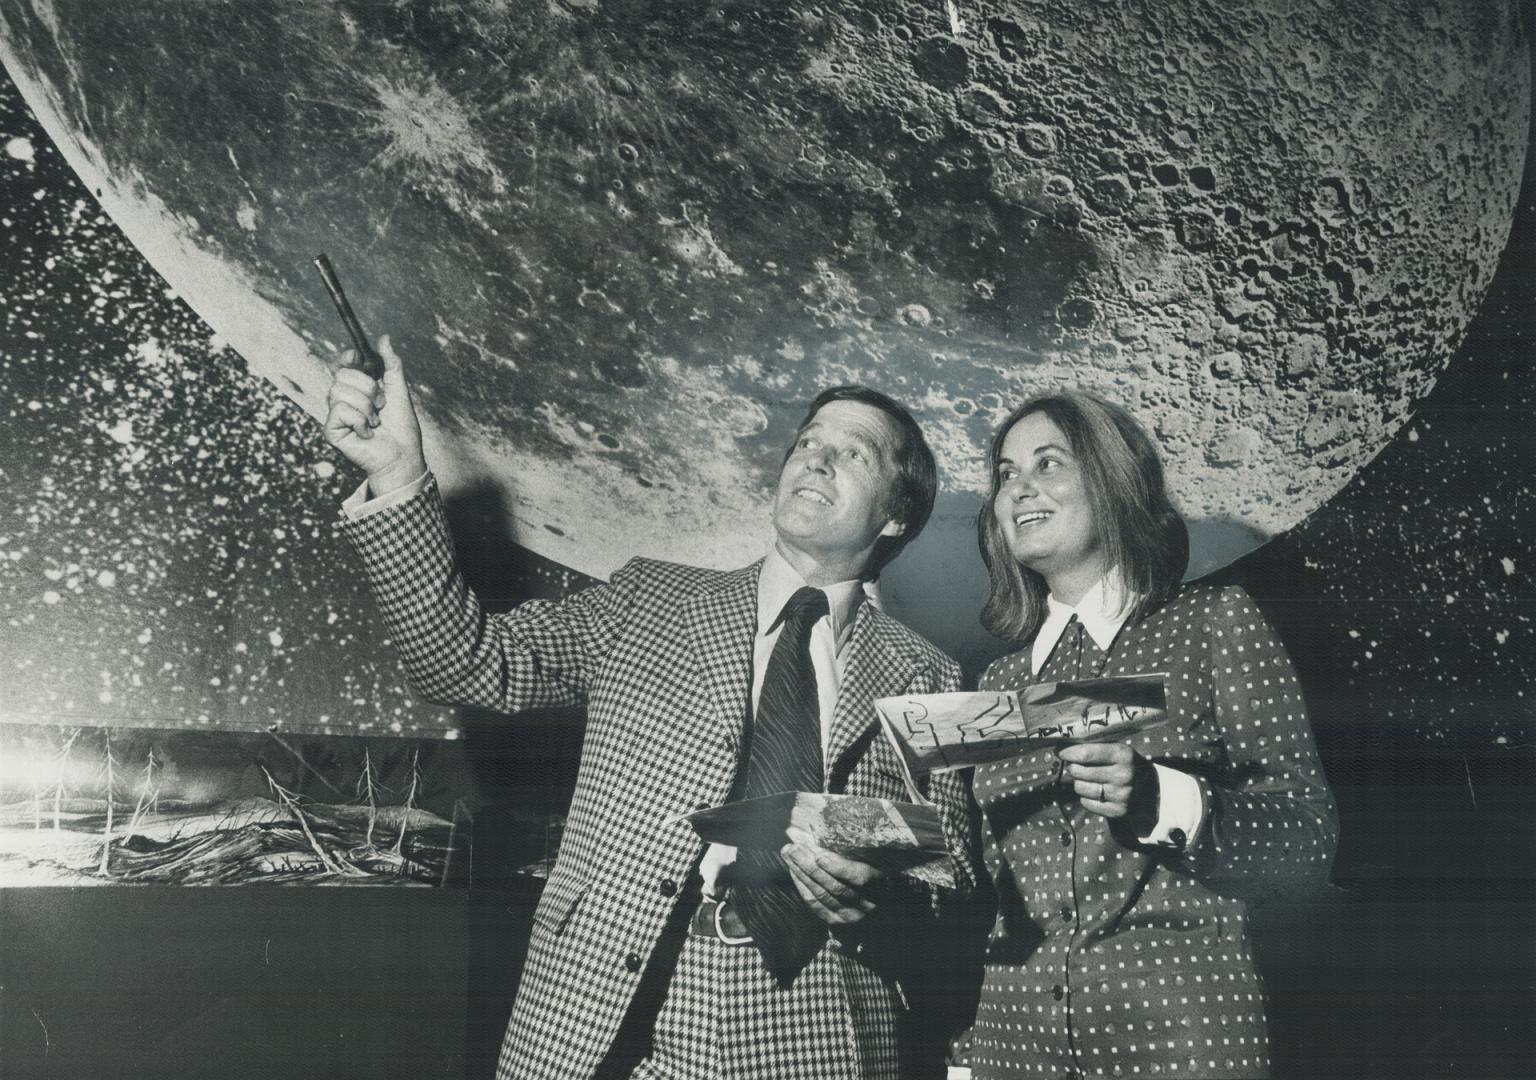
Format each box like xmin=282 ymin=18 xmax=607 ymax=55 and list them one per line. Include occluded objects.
xmin=734 ymin=585 xmax=829 ymax=982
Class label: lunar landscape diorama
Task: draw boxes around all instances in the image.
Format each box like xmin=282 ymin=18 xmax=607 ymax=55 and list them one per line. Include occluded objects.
xmin=0 ymin=0 xmax=1529 ymax=889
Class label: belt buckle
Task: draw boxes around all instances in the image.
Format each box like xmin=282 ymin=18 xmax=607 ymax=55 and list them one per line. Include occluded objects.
xmin=692 ymin=896 xmax=754 ymax=945
xmin=712 ymin=897 xmax=754 ymax=945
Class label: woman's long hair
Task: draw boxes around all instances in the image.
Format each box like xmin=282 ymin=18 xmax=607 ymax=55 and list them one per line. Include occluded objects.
xmin=977 ymin=391 xmax=1189 ymax=644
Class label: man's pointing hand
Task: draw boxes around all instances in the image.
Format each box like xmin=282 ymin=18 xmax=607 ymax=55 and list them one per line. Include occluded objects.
xmin=323 ymin=334 xmax=427 ymax=497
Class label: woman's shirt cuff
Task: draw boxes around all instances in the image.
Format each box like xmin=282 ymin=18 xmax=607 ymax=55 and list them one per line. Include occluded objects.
xmin=1139 ymin=763 xmax=1204 ymax=851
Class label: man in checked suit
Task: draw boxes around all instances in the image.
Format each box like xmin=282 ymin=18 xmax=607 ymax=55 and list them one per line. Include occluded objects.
xmin=323 ymin=337 xmax=983 ymax=1079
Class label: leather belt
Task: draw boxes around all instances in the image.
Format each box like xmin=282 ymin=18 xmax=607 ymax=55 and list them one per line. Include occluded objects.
xmin=688 ymin=897 xmax=754 ymax=944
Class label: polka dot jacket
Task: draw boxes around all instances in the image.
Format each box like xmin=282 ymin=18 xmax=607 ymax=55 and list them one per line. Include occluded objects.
xmin=969 ymin=584 xmax=1338 ymax=1080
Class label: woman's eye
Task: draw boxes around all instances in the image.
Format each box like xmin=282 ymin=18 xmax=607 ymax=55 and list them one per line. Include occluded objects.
xmin=998 ymin=467 xmax=1016 ymax=482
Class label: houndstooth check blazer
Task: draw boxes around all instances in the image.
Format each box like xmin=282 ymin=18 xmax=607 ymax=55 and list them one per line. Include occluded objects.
xmin=342 ymin=478 xmax=985 ymax=1080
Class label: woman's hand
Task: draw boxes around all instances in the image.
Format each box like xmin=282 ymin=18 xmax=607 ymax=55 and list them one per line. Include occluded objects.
xmin=1057 ymin=742 xmax=1158 ymax=828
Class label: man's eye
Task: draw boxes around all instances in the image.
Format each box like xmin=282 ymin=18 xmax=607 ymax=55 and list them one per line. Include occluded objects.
xmin=846 ymin=447 xmax=863 ymax=461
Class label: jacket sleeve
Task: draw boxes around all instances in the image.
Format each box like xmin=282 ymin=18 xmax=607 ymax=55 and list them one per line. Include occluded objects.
xmin=1178 ymin=586 xmax=1339 ymax=900
xmin=340 ymin=476 xmax=632 ymax=714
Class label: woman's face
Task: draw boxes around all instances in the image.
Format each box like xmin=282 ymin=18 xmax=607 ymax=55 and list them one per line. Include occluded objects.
xmin=993 ymin=411 xmax=1104 ymax=583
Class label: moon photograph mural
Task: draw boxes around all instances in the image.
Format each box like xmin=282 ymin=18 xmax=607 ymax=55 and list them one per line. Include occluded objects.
xmin=0 ymin=2 xmax=1533 ymax=1078
xmin=0 ymin=1 xmax=1525 ymax=604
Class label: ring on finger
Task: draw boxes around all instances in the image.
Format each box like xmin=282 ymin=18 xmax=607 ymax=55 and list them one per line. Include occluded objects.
xmin=1098 ymin=783 xmax=1106 ymax=801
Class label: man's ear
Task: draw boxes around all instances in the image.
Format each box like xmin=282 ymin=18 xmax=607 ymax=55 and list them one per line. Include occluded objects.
xmin=879 ymin=518 xmax=907 ymax=539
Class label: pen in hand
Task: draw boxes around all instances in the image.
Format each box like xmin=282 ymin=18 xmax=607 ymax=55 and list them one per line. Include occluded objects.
xmin=314 ymin=253 xmax=385 ymax=380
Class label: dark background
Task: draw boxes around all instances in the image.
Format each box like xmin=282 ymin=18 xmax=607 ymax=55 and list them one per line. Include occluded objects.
xmin=1 ymin=15 xmax=1533 ymax=1080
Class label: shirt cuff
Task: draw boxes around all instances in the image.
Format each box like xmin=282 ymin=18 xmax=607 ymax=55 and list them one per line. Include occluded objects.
xmin=341 ymin=470 xmax=431 ymax=521
xmin=1140 ymin=763 xmax=1204 ymax=851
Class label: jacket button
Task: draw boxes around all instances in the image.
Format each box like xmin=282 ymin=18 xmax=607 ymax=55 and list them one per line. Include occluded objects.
xmin=624 ymin=952 xmax=642 ymax=973
xmin=1051 ymin=984 xmax=1064 ymax=1001
xmin=1168 ymin=827 xmax=1187 ymax=849
xmin=1059 ymin=904 xmax=1074 ymax=922
xmin=658 ymin=878 xmax=677 ymax=897
xmin=1058 ymin=830 xmax=1072 ymax=848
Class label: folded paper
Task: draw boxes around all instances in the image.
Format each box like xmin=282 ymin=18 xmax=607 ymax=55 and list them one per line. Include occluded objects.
xmin=875 ymin=674 xmax=1168 ymax=785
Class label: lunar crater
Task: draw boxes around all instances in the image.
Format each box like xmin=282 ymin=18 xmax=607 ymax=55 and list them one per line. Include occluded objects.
xmin=0 ymin=0 xmax=1525 ymax=581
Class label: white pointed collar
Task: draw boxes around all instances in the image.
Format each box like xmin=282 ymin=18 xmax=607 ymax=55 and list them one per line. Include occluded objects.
xmin=757 ymin=547 xmax=866 ymax=640
xmin=1030 ymin=573 xmax=1135 ymax=675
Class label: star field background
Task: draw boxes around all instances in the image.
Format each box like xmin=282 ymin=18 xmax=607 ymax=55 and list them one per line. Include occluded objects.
xmin=0 ymin=32 xmax=1533 ymax=1077
xmin=0 ymin=66 xmax=593 ymax=740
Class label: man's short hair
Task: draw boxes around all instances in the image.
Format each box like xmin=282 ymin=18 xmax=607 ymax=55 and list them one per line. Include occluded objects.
xmin=785 ymin=385 xmax=938 ymax=576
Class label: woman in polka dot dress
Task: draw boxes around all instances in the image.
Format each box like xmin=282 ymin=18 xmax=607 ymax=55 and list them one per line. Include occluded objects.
xmin=965 ymin=392 xmax=1337 ymax=1080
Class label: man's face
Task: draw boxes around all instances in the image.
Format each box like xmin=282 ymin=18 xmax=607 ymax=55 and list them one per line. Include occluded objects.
xmin=771 ymin=399 xmax=906 ymax=571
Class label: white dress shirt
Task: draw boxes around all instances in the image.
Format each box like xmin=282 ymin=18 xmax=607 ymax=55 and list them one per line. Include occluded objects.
xmin=1029 ymin=575 xmax=1204 ymax=849
xmin=342 ymin=470 xmax=431 ymax=520
xmin=701 ymin=546 xmax=873 ymax=896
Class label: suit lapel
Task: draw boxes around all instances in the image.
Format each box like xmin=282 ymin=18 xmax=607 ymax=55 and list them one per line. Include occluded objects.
xmin=683 ymin=562 xmax=760 ymax=760
xmin=825 ymin=604 xmax=925 ymax=784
